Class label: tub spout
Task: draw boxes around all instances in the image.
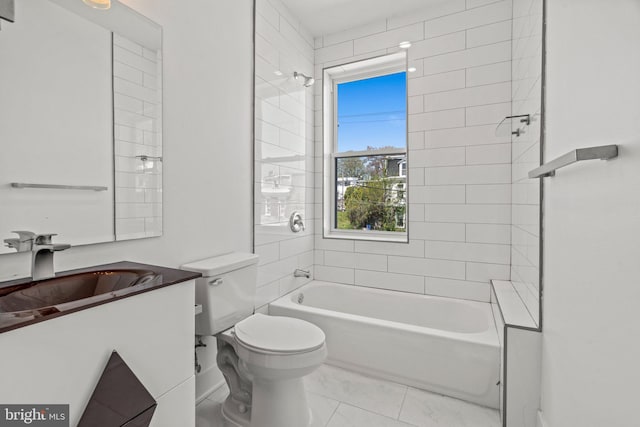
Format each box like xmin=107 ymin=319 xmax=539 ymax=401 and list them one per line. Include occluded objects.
xmin=294 ymin=269 xmax=310 ymax=279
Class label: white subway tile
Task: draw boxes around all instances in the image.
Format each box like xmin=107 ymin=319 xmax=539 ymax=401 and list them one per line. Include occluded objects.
xmin=315 ymin=41 xmax=354 ymax=64
xmin=114 ymin=61 xmax=143 ymax=85
xmin=411 ymin=147 xmax=466 ymax=168
xmin=425 ymin=241 xmax=510 ymax=264
xmin=256 ymin=0 xmax=279 ymax=30
xmin=409 ymin=96 xmax=425 ymax=114
xmin=426 ymin=1 xmax=512 ymax=38
xmin=425 ymin=124 xmax=510 ymax=148
xmin=408 ymin=167 xmax=425 ymax=186
xmin=425 ymin=164 xmax=511 ymax=185
xmin=409 ymin=109 xmax=466 ymax=132
xmin=423 ymin=41 xmax=511 ymax=75
xmin=114 ymin=94 xmax=144 ymax=115
xmin=424 ymin=82 xmax=511 ymax=112
xmin=408 ymin=70 xmax=466 ymax=96
xmin=466 ymin=224 xmax=511 ymax=244
xmin=466 ymin=20 xmax=512 ymax=48
xmin=324 ymin=20 xmax=387 ymax=47
xmin=388 ymin=256 xmax=466 ymax=280
xmin=354 ymin=253 xmax=388 ymax=272
xmin=466 ymin=61 xmax=511 ymax=86
xmin=315 ymin=236 xmax=355 ymax=252
xmin=408 ymin=203 xmax=425 ymax=222
xmin=466 ymin=102 xmax=511 ymax=126
xmin=425 ymin=204 xmax=511 ymax=224
xmin=411 ymin=185 xmax=466 ymax=204
xmin=408 ymin=132 xmax=425 ymax=150
xmin=387 ymin=0 xmax=466 ymax=29
xmin=466 ymin=143 xmax=511 ymax=165
xmin=355 ymin=270 xmax=424 ymax=294
xmin=355 ymin=239 xmax=425 ymax=258
xmin=409 ymin=32 xmax=466 ymax=60
xmin=354 ymin=23 xmax=424 ymax=55
xmin=323 ymin=250 xmax=356 ymax=268
xmin=114 ymin=46 xmax=157 ymax=75
xmin=255 ymin=281 xmax=280 ymax=309
xmin=424 ymin=277 xmax=490 ymax=302
xmin=280 ymin=235 xmax=314 ymax=259
xmin=466 ymin=262 xmax=510 ymax=282
xmin=315 ymin=265 xmax=355 ymax=285
xmin=411 ymin=221 xmax=466 ymax=241
xmin=114 ymin=34 xmax=143 ymax=54
xmin=467 ymin=183 xmax=512 ymax=204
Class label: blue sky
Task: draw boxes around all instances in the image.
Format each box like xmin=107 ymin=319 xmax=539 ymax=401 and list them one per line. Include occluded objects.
xmin=337 ymin=72 xmax=407 ymax=152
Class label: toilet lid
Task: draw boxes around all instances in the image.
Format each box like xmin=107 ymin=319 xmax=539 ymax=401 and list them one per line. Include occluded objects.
xmin=234 ymin=314 xmax=325 ymax=354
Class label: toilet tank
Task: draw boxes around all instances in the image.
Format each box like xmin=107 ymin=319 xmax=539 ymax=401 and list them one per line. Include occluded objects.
xmin=181 ymin=252 xmax=259 ymax=335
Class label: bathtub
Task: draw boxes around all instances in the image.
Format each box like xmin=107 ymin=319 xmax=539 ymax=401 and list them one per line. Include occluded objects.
xmin=269 ymin=281 xmax=500 ymax=408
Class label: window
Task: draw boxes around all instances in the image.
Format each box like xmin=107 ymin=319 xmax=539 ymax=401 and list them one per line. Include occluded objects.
xmin=322 ymin=53 xmax=408 ymax=241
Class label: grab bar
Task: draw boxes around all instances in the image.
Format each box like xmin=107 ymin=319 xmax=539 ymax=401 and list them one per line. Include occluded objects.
xmin=528 ymin=145 xmax=618 ymax=179
xmin=11 ymin=183 xmax=108 ymax=191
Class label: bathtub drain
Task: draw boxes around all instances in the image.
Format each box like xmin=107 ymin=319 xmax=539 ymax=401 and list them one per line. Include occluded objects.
xmin=297 ymin=293 xmax=304 ymax=304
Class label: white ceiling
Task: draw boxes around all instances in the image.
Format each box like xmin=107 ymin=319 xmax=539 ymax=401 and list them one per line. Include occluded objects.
xmin=279 ymin=0 xmax=442 ymax=37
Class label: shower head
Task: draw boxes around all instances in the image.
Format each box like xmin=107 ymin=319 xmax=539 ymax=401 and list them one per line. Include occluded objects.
xmin=294 ymin=71 xmax=315 ymax=87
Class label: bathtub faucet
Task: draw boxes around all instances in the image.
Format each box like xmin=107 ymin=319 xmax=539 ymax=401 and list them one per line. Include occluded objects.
xmin=294 ymin=269 xmax=310 ymax=279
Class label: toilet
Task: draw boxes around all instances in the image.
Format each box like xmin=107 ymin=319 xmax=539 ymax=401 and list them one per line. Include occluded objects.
xmin=181 ymin=252 xmax=326 ymax=427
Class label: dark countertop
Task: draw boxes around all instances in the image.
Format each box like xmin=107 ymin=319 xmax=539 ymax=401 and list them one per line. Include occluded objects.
xmin=0 ymin=261 xmax=201 ymax=334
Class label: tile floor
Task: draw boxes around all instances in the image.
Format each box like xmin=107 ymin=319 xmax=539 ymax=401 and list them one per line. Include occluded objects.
xmin=196 ymin=364 xmax=501 ymax=427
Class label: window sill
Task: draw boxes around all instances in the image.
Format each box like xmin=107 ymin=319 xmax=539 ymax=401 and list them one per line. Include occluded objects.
xmin=323 ymin=229 xmax=408 ymax=243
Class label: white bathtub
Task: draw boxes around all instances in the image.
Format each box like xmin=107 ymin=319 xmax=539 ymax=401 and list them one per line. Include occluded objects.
xmin=269 ymin=281 xmax=500 ymax=408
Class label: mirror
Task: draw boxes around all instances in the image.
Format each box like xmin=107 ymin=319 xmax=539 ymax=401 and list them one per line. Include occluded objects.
xmin=0 ymin=0 xmax=162 ymax=254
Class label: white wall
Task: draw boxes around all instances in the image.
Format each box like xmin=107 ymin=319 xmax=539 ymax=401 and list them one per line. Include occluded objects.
xmin=253 ymin=0 xmax=315 ymax=311
xmin=541 ymin=1 xmax=640 ymax=426
xmin=313 ymin=0 xmax=514 ymax=303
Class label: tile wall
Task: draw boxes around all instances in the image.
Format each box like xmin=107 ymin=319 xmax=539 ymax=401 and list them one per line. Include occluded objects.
xmin=254 ymin=0 xmax=315 ymax=310
xmin=510 ymin=0 xmax=542 ymax=320
xmin=113 ymin=33 xmax=163 ymax=240
xmin=313 ymin=0 xmax=514 ymax=302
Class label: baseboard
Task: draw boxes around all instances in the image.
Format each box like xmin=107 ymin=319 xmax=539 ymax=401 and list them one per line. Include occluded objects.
xmin=195 ymin=377 xmax=226 ymax=405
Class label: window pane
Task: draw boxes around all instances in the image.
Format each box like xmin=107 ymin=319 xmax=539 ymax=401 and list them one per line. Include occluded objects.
xmin=336 ymin=155 xmax=406 ymax=232
xmin=336 ymin=72 xmax=407 ymax=153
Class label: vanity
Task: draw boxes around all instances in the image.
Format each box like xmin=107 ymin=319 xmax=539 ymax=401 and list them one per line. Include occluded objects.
xmin=0 ymin=262 xmax=200 ymax=426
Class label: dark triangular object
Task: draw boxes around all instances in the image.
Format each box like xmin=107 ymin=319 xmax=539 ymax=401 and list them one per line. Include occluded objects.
xmin=78 ymin=351 xmax=156 ymax=427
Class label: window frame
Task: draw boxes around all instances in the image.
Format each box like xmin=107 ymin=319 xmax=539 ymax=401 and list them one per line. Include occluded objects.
xmin=322 ymin=52 xmax=409 ymax=242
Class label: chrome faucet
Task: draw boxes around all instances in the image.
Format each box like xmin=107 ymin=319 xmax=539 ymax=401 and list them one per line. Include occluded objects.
xmin=31 ymin=234 xmax=71 ymax=281
xmin=4 ymin=231 xmax=70 ymax=280
xmin=294 ymin=269 xmax=310 ymax=279
xmin=4 ymin=230 xmax=37 ymax=252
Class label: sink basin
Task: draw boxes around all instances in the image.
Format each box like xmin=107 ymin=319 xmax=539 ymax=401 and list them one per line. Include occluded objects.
xmin=0 ymin=270 xmax=160 ymax=315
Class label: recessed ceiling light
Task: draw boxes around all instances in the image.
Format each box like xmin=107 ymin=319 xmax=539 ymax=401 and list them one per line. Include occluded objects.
xmin=82 ymin=0 xmax=111 ymax=10
xmin=399 ymin=41 xmax=412 ymax=49
xmin=408 ymin=67 xmax=417 ymax=73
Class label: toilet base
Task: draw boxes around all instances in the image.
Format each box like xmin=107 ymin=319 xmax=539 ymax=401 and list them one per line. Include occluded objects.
xmin=251 ymin=377 xmax=312 ymax=427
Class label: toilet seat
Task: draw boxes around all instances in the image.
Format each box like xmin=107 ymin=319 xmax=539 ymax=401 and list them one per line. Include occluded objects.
xmin=234 ymin=313 xmax=325 ymax=355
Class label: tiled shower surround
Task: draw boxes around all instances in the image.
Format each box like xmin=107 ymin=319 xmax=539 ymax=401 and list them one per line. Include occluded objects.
xmin=313 ymin=0 xmax=514 ymax=303
xmin=254 ymin=0 xmax=529 ymax=306
xmin=113 ymin=34 xmax=163 ymax=240
xmin=254 ymin=0 xmax=315 ymax=310
xmin=510 ymin=0 xmax=542 ymax=319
